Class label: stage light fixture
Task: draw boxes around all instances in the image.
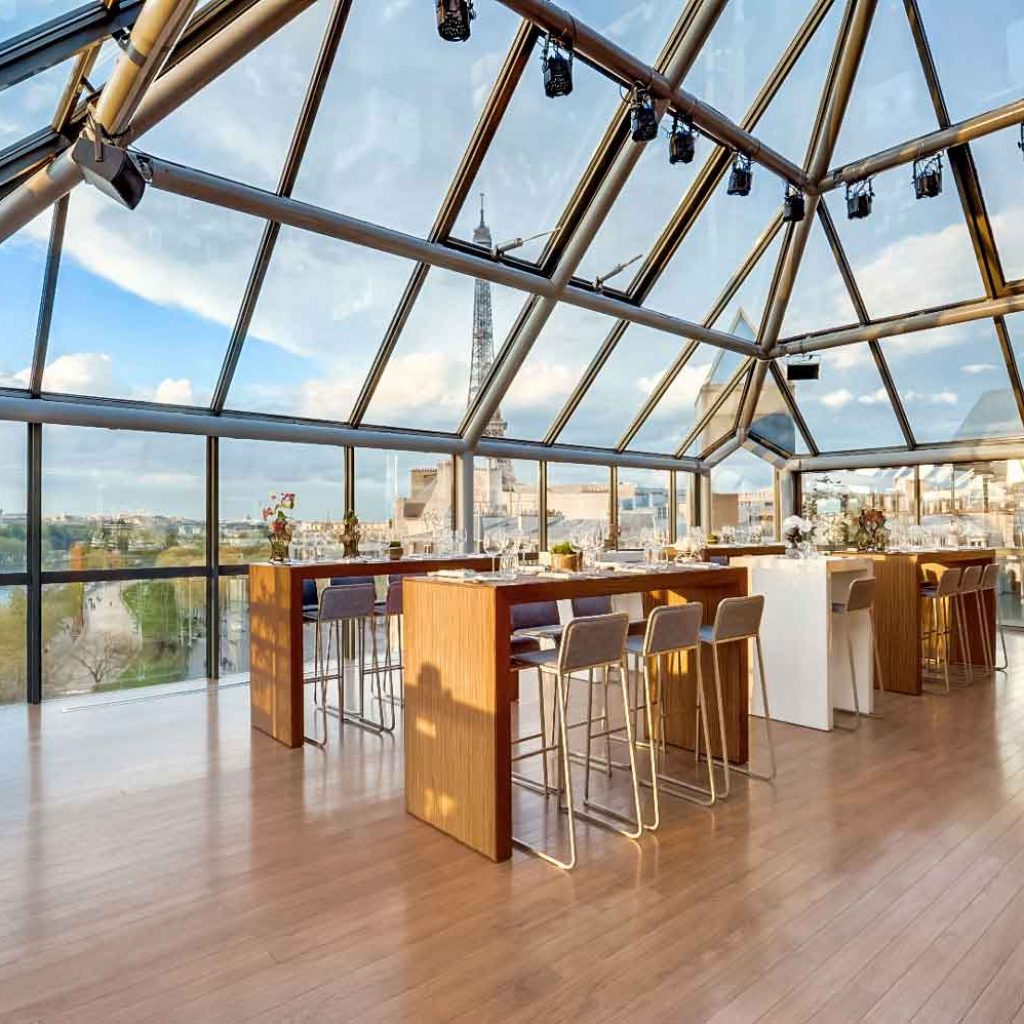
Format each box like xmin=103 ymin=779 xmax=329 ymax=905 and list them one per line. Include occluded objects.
xmin=71 ymin=135 xmax=146 ymax=210
xmin=846 ymin=178 xmax=874 ymax=220
xmin=786 ymin=356 xmax=820 ymax=382
xmin=913 ymin=154 xmax=942 ymax=199
xmin=436 ymin=0 xmax=474 ymax=42
xmin=541 ymin=36 xmax=573 ymax=97
xmin=668 ymin=113 xmax=696 ymax=165
xmin=727 ymin=152 xmax=752 ymax=196
xmin=782 ymin=184 xmax=805 ymax=223
xmin=630 ymin=89 xmax=658 ymax=143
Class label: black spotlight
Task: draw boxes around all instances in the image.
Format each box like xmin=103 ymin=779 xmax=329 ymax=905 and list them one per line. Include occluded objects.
xmin=1018 ymin=124 xmax=1024 ymax=162
xmin=727 ymin=152 xmax=752 ymax=196
xmin=72 ymin=136 xmax=146 ymax=210
xmin=782 ymin=183 xmax=805 ymax=223
xmin=913 ymin=154 xmax=943 ymax=199
xmin=846 ymin=178 xmax=874 ymax=220
xmin=630 ymin=89 xmax=658 ymax=143
xmin=668 ymin=113 xmax=696 ymax=165
xmin=436 ymin=0 xmax=474 ymax=42
xmin=541 ymin=36 xmax=573 ymax=97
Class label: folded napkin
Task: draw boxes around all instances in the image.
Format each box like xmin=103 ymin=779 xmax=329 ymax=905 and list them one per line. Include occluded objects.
xmin=430 ymin=568 xmax=477 ymax=579
xmin=537 ymin=570 xmax=573 ymax=579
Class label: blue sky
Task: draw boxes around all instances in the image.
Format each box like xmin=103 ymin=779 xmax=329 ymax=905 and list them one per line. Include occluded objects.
xmin=2 ymin=0 xmax=1024 ymax=516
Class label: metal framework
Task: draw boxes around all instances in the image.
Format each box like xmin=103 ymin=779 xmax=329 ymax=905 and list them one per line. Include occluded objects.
xmin=3 ymin=0 xmax=1024 ymax=699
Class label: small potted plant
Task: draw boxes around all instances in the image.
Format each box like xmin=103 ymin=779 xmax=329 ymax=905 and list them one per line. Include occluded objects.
xmin=262 ymin=492 xmax=296 ymax=563
xmin=550 ymin=541 xmax=581 ymax=572
xmin=387 ymin=538 xmax=404 ymax=561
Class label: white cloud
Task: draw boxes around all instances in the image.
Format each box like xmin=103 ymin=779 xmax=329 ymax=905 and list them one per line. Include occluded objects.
xmin=382 ymin=0 xmax=412 ymax=20
xmin=39 ymin=353 xmax=114 ymax=395
xmin=903 ymin=389 xmax=958 ymax=405
xmin=820 ymin=388 xmax=854 ymax=409
xmin=504 ymin=360 xmax=579 ymax=411
xmin=152 ymin=378 xmax=194 ymax=406
xmin=962 ymin=363 xmax=995 ymax=374
xmin=857 ymin=388 xmax=889 ymax=405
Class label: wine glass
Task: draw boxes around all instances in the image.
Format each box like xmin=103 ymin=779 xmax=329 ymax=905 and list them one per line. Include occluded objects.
xmin=483 ymin=530 xmax=500 ymax=572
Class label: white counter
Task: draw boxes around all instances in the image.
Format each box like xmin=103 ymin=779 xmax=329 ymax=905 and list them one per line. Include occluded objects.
xmin=733 ymin=555 xmax=875 ymax=731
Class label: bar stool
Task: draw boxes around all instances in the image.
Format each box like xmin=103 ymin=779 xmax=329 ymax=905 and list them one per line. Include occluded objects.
xmin=920 ymin=566 xmax=961 ymax=694
xmin=315 ymin=583 xmax=394 ymax=735
xmin=625 ymin=602 xmax=715 ymax=828
xmin=980 ymin=563 xmax=1008 ymax=672
xmin=374 ymin=576 xmax=409 ymax=709
xmin=511 ymin=612 xmax=639 ymax=870
xmin=830 ymin=577 xmax=885 ymax=729
xmin=695 ymin=595 xmax=774 ymax=798
xmin=955 ymin=565 xmax=983 ymax=685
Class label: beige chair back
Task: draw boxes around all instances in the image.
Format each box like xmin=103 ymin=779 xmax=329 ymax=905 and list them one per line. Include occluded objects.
xmin=980 ymin=562 xmax=999 ymax=592
xmin=959 ymin=565 xmax=982 ymax=594
xmin=643 ymin=603 xmax=703 ymax=657
xmin=842 ymin=577 xmax=876 ymax=614
xmin=929 ymin=567 xmax=962 ymax=598
xmin=559 ymin=612 xmax=628 ymax=673
xmin=710 ymin=594 xmax=764 ymax=643
xmin=318 ymin=583 xmax=375 ymax=623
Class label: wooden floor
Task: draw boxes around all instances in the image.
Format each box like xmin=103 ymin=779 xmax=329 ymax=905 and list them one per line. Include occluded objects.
xmin=4 ymin=643 xmax=1024 ymax=1023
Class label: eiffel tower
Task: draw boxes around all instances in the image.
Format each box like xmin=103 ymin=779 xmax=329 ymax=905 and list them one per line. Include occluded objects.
xmin=468 ymin=195 xmax=514 ymax=488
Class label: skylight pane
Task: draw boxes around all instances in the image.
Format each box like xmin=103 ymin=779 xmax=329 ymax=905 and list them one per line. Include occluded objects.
xmin=501 ymin=302 xmax=619 ymax=442
xmin=44 ymin=188 xmax=263 ymax=405
xmin=0 ymin=57 xmax=73 ymax=148
xmin=751 ymin=373 xmax=806 ymax=454
xmin=226 ymin=227 xmax=414 ymax=422
xmin=1 ymin=2 xmax=82 ymax=44
xmin=450 ymin=37 xmax=622 ymax=263
xmin=363 ymin=266 xmax=523 ymax=434
xmin=882 ymin=321 xmax=1022 ymax=442
xmin=141 ymin=1 xmax=331 ymax=192
xmin=295 ymin=0 xmax=519 ymax=239
xmin=0 ymin=207 xmax=52 ymax=388
xmin=684 ymin=359 xmax=749 ymax=456
xmin=924 ymin=0 xmax=1024 ymax=122
xmin=789 ymin=345 xmax=905 ymax=452
xmin=970 ymin=125 xmax=1024 ymax=285
xmin=830 ymin=2 xmax=939 ymax=168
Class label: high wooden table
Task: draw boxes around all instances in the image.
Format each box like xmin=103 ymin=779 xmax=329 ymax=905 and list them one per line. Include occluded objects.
xmin=248 ymin=555 xmax=493 ymax=748
xmin=667 ymin=543 xmax=786 ymax=561
xmin=834 ymin=549 xmax=995 ymax=695
xmin=403 ymin=565 xmax=748 ymax=861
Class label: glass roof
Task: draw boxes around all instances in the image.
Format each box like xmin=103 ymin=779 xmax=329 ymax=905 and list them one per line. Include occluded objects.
xmin=0 ymin=0 xmax=1021 ymax=479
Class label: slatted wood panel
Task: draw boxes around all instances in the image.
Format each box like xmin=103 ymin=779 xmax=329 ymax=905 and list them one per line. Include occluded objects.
xmin=1 ymin=638 xmax=1024 ymax=1022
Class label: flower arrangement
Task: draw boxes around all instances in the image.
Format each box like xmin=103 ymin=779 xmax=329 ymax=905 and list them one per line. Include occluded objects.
xmin=341 ymin=509 xmax=361 ymax=559
xmin=782 ymin=514 xmax=814 ymax=556
xmin=852 ymin=507 xmax=888 ymax=552
xmin=262 ymin=492 xmax=296 ymax=562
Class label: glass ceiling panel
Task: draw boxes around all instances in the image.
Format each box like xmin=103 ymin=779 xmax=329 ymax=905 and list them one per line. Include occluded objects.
xmin=576 ymin=2 xmax=842 ymax=288
xmin=225 ymin=227 xmax=414 ymax=421
xmin=830 ymin=0 xmax=938 ymax=168
xmin=363 ymin=266 xmax=523 ymax=434
xmin=44 ymin=187 xmax=264 ymax=405
xmin=923 ymin=0 xmax=1024 ymax=123
xmin=680 ymin=2 xmax=816 ymax=125
xmin=502 ymin=302 xmax=620 ymax=442
xmin=0 ymin=207 xmax=52 ymax=387
xmin=780 ymin=208 xmax=860 ymax=337
xmin=450 ymin=37 xmax=622 ymax=264
xmin=733 ymin=0 xmax=845 ymax=165
xmin=295 ymin=0 xmax=518 ymax=240
xmin=751 ymin=372 xmax=806 ymax=455
xmin=0 ymin=57 xmax=72 ymax=149
xmin=644 ymin=174 xmax=784 ymax=325
xmin=831 ymin=167 xmax=984 ymax=319
xmin=685 ymin=356 xmax=748 ymax=456
xmin=625 ymin=343 xmax=724 ymax=455
xmin=1004 ymin=313 xmax=1024 ymax=382
xmin=787 ymin=345 xmax=906 ymax=452
xmin=970 ymin=125 xmax=1024 ymax=285
xmin=882 ymin=321 xmax=1022 ymax=442
xmin=1 ymin=2 xmax=83 ymax=43
xmin=141 ymin=1 xmax=330 ymax=192
xmin=557 ymin=323 xmax=683 ymax=449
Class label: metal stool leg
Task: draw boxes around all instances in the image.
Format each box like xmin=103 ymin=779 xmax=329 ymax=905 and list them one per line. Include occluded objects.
xmin=954 ymin=593 xmax=973 ymax=686
xmin=974 ymin=591 xmax=993 ymax=673
xmin=833 ymin=624 xmax=861 ymax=731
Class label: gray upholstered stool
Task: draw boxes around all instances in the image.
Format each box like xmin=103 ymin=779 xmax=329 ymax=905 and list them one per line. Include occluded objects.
xmin=920 ymin=567 xmax=961 ymax=694
xmin=625 ymin=602 xmax=715 ymax=828
xmin=956 ymin=565 xmax=984 ymax=684
xmin=314 ymin=583 xmax=393 ymax=736
xmin=511 ymin=612 xmax=637 ymax=870
xmin=979 ymin=562 xmax=1007 ymax=672
xmin=830 ymin=576 xmax=885 ymax=729
xmin=696 ymin=594 xmax=774 ymax=798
